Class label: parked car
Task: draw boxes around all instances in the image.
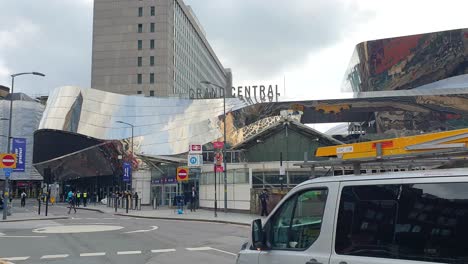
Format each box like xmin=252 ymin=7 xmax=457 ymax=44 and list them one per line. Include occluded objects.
xmin=237 ymin=168 xmax=468 ymax=264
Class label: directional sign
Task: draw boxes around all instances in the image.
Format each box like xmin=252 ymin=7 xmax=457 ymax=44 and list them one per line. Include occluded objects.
xmin=3 ymin=168 xmax=12 ymax=178
xmin=0 ymin=153 xmax=17 ymax=169
xmin=188 ymin=154 xmax=202 ymax=167
xmin=177 ymin=167 xmax=189 ymax=182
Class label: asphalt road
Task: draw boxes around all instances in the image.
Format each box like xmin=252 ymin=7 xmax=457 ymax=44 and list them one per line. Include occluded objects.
xmin=0 ymin=202 xmax=249 ymax=264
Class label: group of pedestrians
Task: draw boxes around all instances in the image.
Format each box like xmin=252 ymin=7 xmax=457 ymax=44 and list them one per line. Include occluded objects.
xmin=66 ymin=190 xmax=91 ymax=214
xmin=113 ymin=190 xmax=139 ymax=209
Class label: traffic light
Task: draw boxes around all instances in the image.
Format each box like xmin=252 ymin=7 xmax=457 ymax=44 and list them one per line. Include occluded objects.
xmin=43 ymin=168 xmax=52 ymax=184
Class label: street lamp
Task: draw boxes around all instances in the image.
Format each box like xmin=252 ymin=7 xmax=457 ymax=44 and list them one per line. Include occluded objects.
xmin=3 ymin=72 xmax=45 ymax=220
xmin=116 ymin=121 xmax=134 ymax=191
xmin=200 ymin=80 xmax=228 ymax=213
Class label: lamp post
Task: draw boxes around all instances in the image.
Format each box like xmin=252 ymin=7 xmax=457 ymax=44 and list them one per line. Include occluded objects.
xmin=200 ymin=80 xmax=227 ymax=213
xmin=116 ymin=121 xmax=134 ymax=191
xmin=3 ymin=72 xmax=45 ymax=220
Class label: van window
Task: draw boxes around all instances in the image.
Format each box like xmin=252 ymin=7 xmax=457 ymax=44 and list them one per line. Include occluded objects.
xmin=267 ymin=189 xmax=328 ymax=250
xmin=335 ymin=183 xmax=468 ymax=263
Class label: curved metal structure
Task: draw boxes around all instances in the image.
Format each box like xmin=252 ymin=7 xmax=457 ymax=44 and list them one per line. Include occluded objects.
xmin=39 ymin=86 xmax=247 ymax=156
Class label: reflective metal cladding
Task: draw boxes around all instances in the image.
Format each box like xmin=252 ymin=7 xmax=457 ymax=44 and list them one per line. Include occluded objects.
xmin=343 ymin=27 xmax=468 ymax=92
xmin=39 ymin=86 xmax=248 ymax=156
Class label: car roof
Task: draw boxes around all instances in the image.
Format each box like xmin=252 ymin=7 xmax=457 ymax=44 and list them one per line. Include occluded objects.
xmin=297 ymin=167 xmax=468 ymax=187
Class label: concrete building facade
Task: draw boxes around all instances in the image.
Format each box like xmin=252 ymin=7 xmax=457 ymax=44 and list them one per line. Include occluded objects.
xmin=91 ymin=0 xmax=230 ymax=98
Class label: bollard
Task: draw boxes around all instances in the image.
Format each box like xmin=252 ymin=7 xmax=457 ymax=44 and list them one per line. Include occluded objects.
xmin=126 ymin=197 xmax=129 ymax=214
xmin=114 ymin=197 xmax=117 ymax=212
xmin=138 ymin=198 xmax=142 ymax=210
xmin=38 ymin=198 xmax=41 ymax=215
xmin=153 ymin=197 xmax=156 ymax=210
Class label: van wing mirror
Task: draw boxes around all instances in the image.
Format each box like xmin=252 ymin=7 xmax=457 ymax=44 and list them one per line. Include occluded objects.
xmin=251 ymin=219 xmax=266 ymax=250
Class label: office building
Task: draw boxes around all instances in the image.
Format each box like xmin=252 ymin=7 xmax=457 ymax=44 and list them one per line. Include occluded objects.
xmin=91 ymin=0 xmax=231 ymax=98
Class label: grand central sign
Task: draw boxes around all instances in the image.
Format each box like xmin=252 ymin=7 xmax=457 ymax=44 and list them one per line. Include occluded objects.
xmin=189 ymin=84 xmax=281 ymax=103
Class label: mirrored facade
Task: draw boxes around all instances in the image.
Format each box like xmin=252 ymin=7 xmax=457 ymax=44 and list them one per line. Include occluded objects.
xmin=343 ymin=28 xmax=468 ymax=92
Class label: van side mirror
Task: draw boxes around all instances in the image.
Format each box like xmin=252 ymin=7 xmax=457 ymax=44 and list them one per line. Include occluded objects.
xmin=251 ymin=219 xmax=267 ymax=250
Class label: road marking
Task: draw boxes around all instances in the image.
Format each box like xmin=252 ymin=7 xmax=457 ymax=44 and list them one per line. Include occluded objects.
xmin=33 ymin=225 xmax=124 ymax=233
xmin=123 ymin=226 xmax=158 ymax=233
xmin=0 ymin=235 xmax=47 ymax=238
xmin=80 ymin=252 xmax=106 ymax=257
xmin=117 ymin=251 xmax=142 ymax=255
xmin=41 ymin=254 xmax=69 ymax=259
xmin=186 ymin=247 xmax=237 ymax=257
xmin=102 ymin=218 xmax=116 ymax=220
xmin=210 ymin=247 xmax=238 ymax=256
xmin=151 ymin=249 xmax=176 ymax=253
xmin=186 ymin=247 xmax=212 ymax=251
xmin=2 ymin=256 xmax=30 ymax=261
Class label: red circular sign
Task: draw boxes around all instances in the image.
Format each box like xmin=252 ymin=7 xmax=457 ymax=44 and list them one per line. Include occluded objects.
xmin=2 ymin=154 xmax=15 ymax=167
xmin=178 ymin=168 xmax=188 ymax=179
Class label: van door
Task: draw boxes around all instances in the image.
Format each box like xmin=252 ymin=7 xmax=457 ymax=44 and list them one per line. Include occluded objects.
xmin=330 ymin=177 xmax=468 ymax=264
xmin=258 ymin=182 xmax=338 ymax=264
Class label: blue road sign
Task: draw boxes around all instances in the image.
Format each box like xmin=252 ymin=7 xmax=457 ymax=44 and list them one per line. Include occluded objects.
xmin=4 ymin=168 xmax=12 ymax=178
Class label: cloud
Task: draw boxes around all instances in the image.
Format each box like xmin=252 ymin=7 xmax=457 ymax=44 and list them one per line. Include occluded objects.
xmin=0 ymin=0 xmax=92 ymax=96
xmin=185 ymin=0 xmax=374 ymax=81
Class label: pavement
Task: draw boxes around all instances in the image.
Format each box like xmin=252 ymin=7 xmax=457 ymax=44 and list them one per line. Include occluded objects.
xmin=0 ymin=201 xmax=250 ymax=264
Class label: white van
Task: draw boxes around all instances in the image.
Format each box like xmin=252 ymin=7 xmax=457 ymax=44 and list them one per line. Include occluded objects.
xmin=237 ymin=168 xmax=468 ymax=264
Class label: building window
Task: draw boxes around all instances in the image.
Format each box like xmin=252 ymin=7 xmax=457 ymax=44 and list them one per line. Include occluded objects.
xmin=137 ymin=91 xmax=142 ymax=94
xmin=150 ymin=23 xmax=155 ymax=33
xmin=137 ymin=74 xmax=142 ymax=84
xmin=138 ymin=7 xmax=143 ymax=17
xmin=150 ymin=39 xmax=155 ymax=49
xmin=150 ymin=73 xmax=155 ymax=84
xmin=150 ymin=90 xmax=155 ymax=96
xmin=138 ymin=40 xmax=142 ymax=50
xmin=138 ymin=24 xmax=143 ymax=33
xmin=151 ymin=6 xmax=155 ymax=16
xmin=137 ymin=57 xmax=142 ymax=67
xmin=150 ymin=56 xmax=155 ymax=66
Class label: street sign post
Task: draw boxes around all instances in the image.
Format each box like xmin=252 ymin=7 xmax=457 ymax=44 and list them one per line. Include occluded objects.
xmin=0 ymin=154 xmax=17 ymax=169
xmin=176 ymin=167 xmax=189 ymax=182
xmin=188 ymin=154 xmax=202 ymax=167
xmin=189 ymin=144 xmax=202 ymax=154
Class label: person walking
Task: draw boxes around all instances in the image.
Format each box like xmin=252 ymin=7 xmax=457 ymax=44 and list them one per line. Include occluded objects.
xmin=83 ymin=191 xmax=88 ymax=207
xmin=259 ymin=189 xmax=269 ymax=216
xmin=190 ymin=186 xmax=197 ymax=212
xmin=76 ymin=191 xmax=81 ymax=207
xmin=20 ymin=191 xmax=27 ymax=207
xmin=134 ymin=192 xmax=139 ymax=210
xmin=68 ymin=191 xmax=77 ymax=214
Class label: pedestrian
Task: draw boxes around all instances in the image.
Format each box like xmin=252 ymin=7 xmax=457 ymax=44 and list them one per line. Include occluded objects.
xmin=68 ymin=191 xmax=77 ymax=214
xmin=21 ymin=191 xmax=27 ymax=207
xmin=134 ymin=192 xmax=139 ymax=210
xmin=76 ymin=191 xmax=81 ymax=207
xmin=190 ymin=186 xmax=197 ymax=212
xmin=259 ymin=189 xmax=269 ymax=216
xmin=83 ymin=191 xmax=88 ymax=207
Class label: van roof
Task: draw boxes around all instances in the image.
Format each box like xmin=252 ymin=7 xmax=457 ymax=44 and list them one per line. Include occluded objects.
xmin=297 ymin=167 xmax=468 ymax=187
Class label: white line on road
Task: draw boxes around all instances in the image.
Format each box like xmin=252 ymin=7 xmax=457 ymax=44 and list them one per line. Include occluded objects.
xmin=186 ymin=247 xmax=212 ymax=251
xmin=210 ymin=247 xmax=238 ymax=256
xmin=80 ymin=252 xmax=106 ymax=257
xmin=185 ymin=247 xmax=237 ymax=257
xmin=0 ymin=235 xmax=47 ymax=238
xmin=41 ymin=254 xmax=69 ymax=259
xmin=3 ymin=256 xmax=30 ymax=261
xmin=117 ymin=251 xmax=142 ymax=255
xmin=123 ymin=225 xmax=158 ymax=233
xmin=151 ymin=249 xmax=176 ymax=253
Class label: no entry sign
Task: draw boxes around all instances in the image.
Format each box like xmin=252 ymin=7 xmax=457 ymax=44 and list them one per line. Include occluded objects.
xmin=0 ymin=153 xmax=17 ymax=169
xmin=177 ymin=167 xmax=189 ymax=182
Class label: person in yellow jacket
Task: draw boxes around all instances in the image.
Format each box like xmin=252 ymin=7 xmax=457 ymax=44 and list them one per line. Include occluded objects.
xmin=83 ymin=191 xmax=88 ymax=207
